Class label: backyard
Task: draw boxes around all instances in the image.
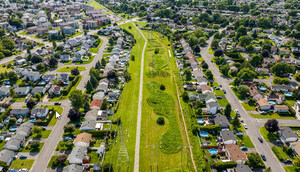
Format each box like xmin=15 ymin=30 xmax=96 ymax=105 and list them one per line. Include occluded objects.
xmin=10 ymin=159 xmax=35 ymax=169
xmin=259 ymin=126 xmax=280 ymax=142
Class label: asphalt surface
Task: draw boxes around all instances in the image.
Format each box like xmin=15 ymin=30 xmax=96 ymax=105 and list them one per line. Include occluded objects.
xmin=201 ymin=36 xmax=286 ymax=172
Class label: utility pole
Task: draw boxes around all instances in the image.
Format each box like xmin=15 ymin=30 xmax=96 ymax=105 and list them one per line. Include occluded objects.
xmin=146 ymin=145 xmax=160 ymax=172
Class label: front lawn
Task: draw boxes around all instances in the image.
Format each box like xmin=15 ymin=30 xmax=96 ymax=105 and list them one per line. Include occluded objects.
xmin=90 ymin=48 xmax=99 ymax=54
xmin=284 ymin=166 xmax=300 ymax=172
xmin=271 ymin=146 xmax=290 ymax=161
xmin=250 ymin=113 xmax=295 ymax=119
xmin=47 ymin=155 xmax=69 ymax=168
xmin=218 ymin=99 xmax=229 ymax=107
xmin=29 ymin=130 xmax=51 ymax=138
xmin=10 ymin=159 xmax=35 ymax=169
xmin=214 ymin=90 xmax=225 ymax=96
xmin=231 ymin=87 xmax=245 ymax=100
xmin=22 ymin=142 xmax=44 ymax=153
xmin=285 ymin=100 xmax=296 ymax=107
xmin=57 ymin=67 xmax=86 ymax=72
xmin=241 ymin=103 xmax=256 ymax=111
xmin=75 ymin=55 xmax=95 ymax=65
xmin=88 ymin=151 xmax=100 ymax=163
xmin=56 ymin=141 xmax=74 ymax=151
xmin=237 ymin=135 xmax=255 ymax=148
xmin=259 ymin=126 xmax=280 ymax=142
xmin=42 ymin=105 xmax=63 ymax=126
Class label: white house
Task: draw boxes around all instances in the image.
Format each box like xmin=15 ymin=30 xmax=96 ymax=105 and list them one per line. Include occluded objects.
xmin=221 ymin=130 xmax=237 ymax=145
xmin=68 ymin=145 xmax=88 ymax=164
xmin=279 ymin=127 xmax=298 ymax=143
xmin=25 ymin=71 xmax=40 ymax=82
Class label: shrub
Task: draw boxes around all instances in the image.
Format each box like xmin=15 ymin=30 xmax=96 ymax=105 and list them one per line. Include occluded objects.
xmin=246 ymin=153 xmax=265 ymax=168
xmin=214 ymin=161 xmax=237 ymax=170
xmin=160 ymin=84 xmax=165 ymax=91
xmin=156 ymin=117 xmax=165 ymax=125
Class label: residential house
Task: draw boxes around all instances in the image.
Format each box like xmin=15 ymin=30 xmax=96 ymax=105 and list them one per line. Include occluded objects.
xmin=10 ymin=108 xmax=29 ymax=117
xmin=207 ymin=102 xmax=220 ymax=115
xmin=48 ymin=30 xmax=60 ymax=39
xmin=93 ymin=92 xmax=105 ymax=101
xmin=63 ymin=164 xmax=84 ymax=172
xmin=188 ymin=92 xmax=197 ymax=101
xmin=80 ymin=120 xmax=96 ymax=131
xmin=0 ymin=87 xmax=10 ymax=97
xmin=213 ymin=113 xmax=230 ymax=129
xmin=31 ymin=107 xmax=49 ymax=119
xmin=25 ymin=71 xmax=40 ymax=82
xmin=272 ymin=85 xmax=292 ymax=92
xmin=220 ymin=130 xmax=237 ymax=145
xmin=16 ymin=122 xmax=34 ymax=137
xmin=257 ymin=98 xmax=271 ymax=111
xmin=3 ymin=134 xmax=25 ymax=151
xmin=68 ymin=145 xmax=88 ymax=164
xmin=235 ymin=164 xmax=252 ymax=172
xmin=60 ymin=54 xmax=71 ymax=62
xmin=73 ymin=132 xmax=92 ymax=148
xmin=48 ymin=85 xmax=63 ymax=95
xmin=58 ymin=73 xmax=69 ymax=82
xmin=90 ymin=99 xmax=102 ymax=109
xmin=15 ymin=87 xmax=30 ymax=96
xmin=31 ymin=87 xmax=46 ymax=95
xmin=274 ymin=105 xmax=289 ymax=113
xmin=291 ymin=142 xmax=300 ymax=156
xmin=42 ymin=74 xmax=56 ymax=82
xmin=63 ymin=26 xmax=75 ymax=35
xmin=279 ymin=127 xmax=298 ymax=143
xmin=96 ymin=79 xmax=109 ymax=93
xmin=225 ymin=144 xmax=247 ymax=164
xmin=0 ymin=149 xmax=15 ymax=166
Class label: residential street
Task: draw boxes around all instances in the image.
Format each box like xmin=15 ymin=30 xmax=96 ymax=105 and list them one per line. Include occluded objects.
xmin=201 ymin=36 xmax=286 ymax=172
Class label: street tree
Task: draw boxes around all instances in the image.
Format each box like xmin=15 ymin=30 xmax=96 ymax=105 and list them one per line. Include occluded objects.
xmin=271 ymin=63 xmax=295 ymax=77
xmin=32 ymin=126 xmax=43 ymax=136
xmin=64 ymin=124 xmax=75 ymax=134
xmin=69 ymin=90 xmax=84 ymax=108
xmin=30 ymin=140 xmax=40 ymax=149
xmin=86 ymin=80 xmax=93 ymax=93
xmin=236 ymin=85 xmax=250 ymax=97
xmin=214 ymin=49 xmax=223 ymax=57
xmin=71 ymin=68 xmax=80 ymax=76
xmin=67 ymin=108 xmax=81 ymax=121
xmin=26 ymin=99 xmax=36 ymax=109
xmin=264 ymin=119 xmax=279 ymax=133
xmin=232 ymin=114 xmax=241 ymax=129
xmin=220 ymin=64 xmax=230 ymax=76
xmin=224 ymin=103 xmax=231 ymax=118
xmin=205 ymin=69 xmax=213 ymax=80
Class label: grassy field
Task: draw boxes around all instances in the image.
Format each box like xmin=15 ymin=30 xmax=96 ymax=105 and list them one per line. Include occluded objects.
xmin=218 ymin=99 xmax=229 ymax=107
xmin=87 ymin=0 xmax=105 ymax=9
xmin=139 ymin=29 xmax=190 ymax=171
xmin=237 ymin=135 xmax=255 ymax=148
xmin=10 ymin=159 xmax=35 ymax=169
xmin=29 ymin=130 xmax=51 ymax=138
xmin=284 ymin=166 xmax=299 ymax=172
xmin=103 ymin=22 xmax=144 ymax=171
xmin=57 ymin=66 xmax=86 ymax=72
xmin=214 ymin=90 xmax=224 ymax=96
xmin=22 ymin=142 xmax=45 ymax=152
xmin=241 ymin=103 xmax=256 ymax=111
xmin=90 ymin=47 xmax=99 ymax=53
xmin=259 ymin=126 xmax=280 ymax=142
xmin=250 ymin=113 xmax=295 ymax=119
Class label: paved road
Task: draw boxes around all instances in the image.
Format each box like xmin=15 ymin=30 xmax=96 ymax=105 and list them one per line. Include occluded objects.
xmin=133 ymin=22 xmax=147 ymax=172
xmin=201 ymin=37 xmax=285 ymax=172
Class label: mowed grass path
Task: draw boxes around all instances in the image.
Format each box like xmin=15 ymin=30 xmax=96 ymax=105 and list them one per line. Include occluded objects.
xmin=103 ymin=22 xmax=144 ymax=171
xmin=140 ymin=30 xmax=189 ymax=171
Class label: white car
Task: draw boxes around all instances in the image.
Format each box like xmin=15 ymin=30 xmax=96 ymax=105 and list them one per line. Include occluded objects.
xmin=243 ymin=124 xmax=248 ymax=129
xmin=235 ymin=109 xmax=239 ymax=114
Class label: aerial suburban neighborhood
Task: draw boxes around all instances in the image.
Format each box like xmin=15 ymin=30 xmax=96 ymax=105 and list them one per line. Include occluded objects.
xmin=0 ymin=0 xmax=299 ymax=171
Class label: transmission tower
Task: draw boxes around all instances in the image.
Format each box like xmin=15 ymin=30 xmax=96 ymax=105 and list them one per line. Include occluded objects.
xmin=147 ymin=145 xmax=160 ymax=172
xmin=117 ymin=124 xmax=129 ymax=172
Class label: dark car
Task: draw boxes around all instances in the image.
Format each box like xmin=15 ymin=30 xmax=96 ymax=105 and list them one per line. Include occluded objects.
xmin=19 ymin=155 xmax=27 ymax=159
xmin=261 ymin=154 xmax=266 ymax=161
xmin=258 ymin=137 xmax=263 ymax=143
xmin=54 ymin=102 xmax=61 ymax=105
xmin=222 ymin=89 xmax=226 ymax=94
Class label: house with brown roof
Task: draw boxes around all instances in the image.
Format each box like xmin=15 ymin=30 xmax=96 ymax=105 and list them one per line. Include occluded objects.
xmin=90 ymin=99 xmax=102 ymax=109
xmin=74 ymin=132 xmax=92 ymax=148
xmin=225 ymin=144 xmax=247 ymax=164
xmin=257 ymin=98 xmax=271 ymax=111
xmin=274 ymin=105 xmax=289 ymax=113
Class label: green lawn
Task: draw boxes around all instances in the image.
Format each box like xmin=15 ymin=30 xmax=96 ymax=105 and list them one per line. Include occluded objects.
xmin=75 ymin=56 xmax=95 ymax=65
xmin=22 ymin=142 xmax=44 ymax=152
xmin=10 ymin=97 xmax=25 ymax=102
xmin=272 ymin=146 xmax=290 ymax=161
xmin=237 ymin=135 xmax=255 ymax=148
xmin=250 ymin=113 xmax=295 ymax=119
xmin=19 ymin=31 xmax=27 ymax=35
xmin=10 ymin=159 xmax=35 ymax=169
xmin=284 ymin=166 xmax=300 ymax=172
xmin=218 ymin=99 xmax=229 ymax=107
xmin=0 ymin=65 xmax=12 ymax=73
xmin=67 ymin=32 xmax=83 ymax=38
xmin=57 ymin=66 xmax=86 ymax=72
xmin=47 ymin=156 xmax=69 ymax=168
xmin=88 ymin=151 xmax=100 ymax=163
xmin=241 ymin=103 xmax=256 ymax=111
xmin=259 ymin=126 xmax=280 ymax=142
xmin=87 ymin=0 xmax=106 ymax=9
xmin=56 ymin=141 xmax=74 ymax=151
xmin=29 ymin=130 xmax=51 ymax=138
xmin=42 ymin=105 xmax=63 ymax=126
xmin=90 ymin=47 xmax=99 ymax=53
xmin=0 ymin=141 xmax=6 ymax=150
xmin=214 ymin=90 xmax=224 ymax=96
xmin=286 ymin=100 xmax=296 ymax=107
xmin=231 ymin=87 xmax=245 ymax=100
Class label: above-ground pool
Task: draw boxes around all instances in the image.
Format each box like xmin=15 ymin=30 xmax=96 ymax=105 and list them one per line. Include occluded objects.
xmin=259 ymin=87 xmax=267 ymax=91
xmin=29 ymin=119 xmax=36 ymax=123
xmin=197 ymin=119 xmax=205 ymax=125
xmin=209 ymin=148 xmax=218 ymax=155
xmin=268 ymin=101 xmax=276 ymax=105
xmin=9 ymin=126 xmax=17 ymax=131
xmin=200 ymin=131 xmax=209 ymax=137
xmin=285 ymin=92 xmax=292 ymax=96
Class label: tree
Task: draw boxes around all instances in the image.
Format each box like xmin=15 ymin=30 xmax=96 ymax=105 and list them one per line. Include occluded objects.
xmin=52 ymin=41 xmax=57 ymax=48
xmin=236 ymin=85 xmax=250 ymax=97
xmin=160 ymin=84 xmax=165 ymax=91
xmin=71 ymin=68 xmax=80 ymax=76
xmin=232 ymin=114 xmax=241 ymax=129
xmin=9 ymin=87 xmax=16 ymax=98
xmin=65 ymin=141 xmax=74 ymax=150
xmin=273 ymin=77 xmax=290 ymax=85
xmin=294 ymin=73 xmax=300 ymax=81
xmin=32 ymin=126 xmax=43 ymax=136
xmin=224 ymin=104 xmax=231 ymax=118
xmin=261 ymin=49 xmax=269 ymax=57
xmin=8 ymin=117 xmax=16 ymax=127
xmin=7 ymin=71 xmax=18 ymax=82
xmin=84 ymin=101 xmax=90 ymax=112
xmin=0 ymin=161 xmax=7 ymax=168
xmin=250 ymin=55 xmax=263 ymax=67
xmin=293 ymin=156 xmax=300 ymax=167
xmin=271 ymin=63 xmax=295 ymax=77
xmin=239 ymin=36 xmax=253 ymax=47
xmin=90 ymin=75 xmax=98 ymax=88
xmin=0 ymin=28 xmax=5 ymax=37
xmin=89 ymin=68 xmax=101 ymax=80
xmin=236 ymin=26 xmax=247 ymax=38
xmin=26 ymin=99 xmax=36 ymax=109
xmin=237 ymin=68 xmax=257 ymax=80
xmin=109 ymin=38 xmax=114 ymax=45
xmin=64 ymin=124 xmax=75 ymax=134
xmin=124 ymin=71 xmax=131 ymax=82
xmin=35 ymin=93 xmax=41 ymax=101
xmin=30 ymin=140 xmax=40 ymax=149
xmin=182 ymin=91 xmax=189 ymax=102
xmin=205 ymin=69 xmax=213 ymax=80
xmin=248 ymin=98 xmax=256 ymax=106
xmin=56 ymin=155 xmax=67 ymax=164
xmin=214 ymin=49 xmax=223 ymax=57
xmin=157 ymin=117 xmax=165 ymax=125
xmin=220 ymin=64 xmax=230 ymax=76
xmin=31 ymin=54 xmax=43 ymax=63
xmin=211 ymin=39 xmax=220 ymax=50
xmin=49 ymin=57 xmax=58 ymax=66
xmin=69 ymin=90 xmax=84 ymax=108
xmin=101 ymin=99 xmax=109 ymax=110
xmin=131 ymin=55 xmax=135 ymax=61
xmin=86 ymin=80 xmax=93 ymax=93
xmin=288 ymin=10 xmax=297 ymax=17
xmin=1 ymin=37 xmax=15 ymax=50
xmin=184 ymin=69 xmax=192 ymax=81
xmin=295 ymin=22 xmax=300 ymax=32
xmin=264 ymin=119 xmax=279 ymax=133
xmin=0 ymin=52 xmax=4 ymax=59
xmin=67 ymin=108 xmax=81 ymax=121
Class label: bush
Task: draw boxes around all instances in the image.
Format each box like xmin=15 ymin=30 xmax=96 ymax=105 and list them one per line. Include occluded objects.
xmin=160 ymin=84 xmax=165 ymax=91
xmin=246 ymin=153 xmax=265 ymax=168
xmin=214 ymin=161 xmax=237 ymax=170
xmin=199 ymin=125 xmax=221 ymax=133
xmin=156 ymin=117 xmax=165 ymax=125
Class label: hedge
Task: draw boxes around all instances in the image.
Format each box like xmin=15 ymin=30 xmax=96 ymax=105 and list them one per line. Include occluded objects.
xmin=213 ymin=161 xmax=237 ymax=170
xmin=199 ymin=125 xmax=221 ymax=133
xmin=86 ymin=130 xmax=117 ymax=138
xmin=62 ymin=76 xmax=80 ymax=95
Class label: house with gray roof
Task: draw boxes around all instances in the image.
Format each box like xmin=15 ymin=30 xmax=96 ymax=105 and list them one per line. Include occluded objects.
xmin=213 ymin=113 xmax=230 ymax=129
xmin=0 ymin=86 xmax=10 ymax=97
xmin=68 ymin=145 xmax=88 ymax=164
xmin=80 ymin=120 xmax=96 ymax=131
xmin=220 ymin=130 xmax=237 ymax=145
xmin=96 ymin=79 xmax=109 ymax=93
xmin=25 ymin=71 xmax=40 ymax=82
xmin=15 ymin=87 xmax=30 ymax=96
xmin=0 ymin=149 xmax=15 ymax=166
xmin=31 ymin=87 xmax=46 ymax=95
xmin=3 ymin=135 xmax=25 ymax=151
xmin=207 ymin=101 xmax=220 ymax=115
xmin=63 ymin=164 xmax=84 ymax=172
xmin=235 ymin=164 xmax=252 ymax=172
xmin=31 ymin=107 xmax=49 ymax=119
xmin=10 ymin=108 xmax=29 ymax=117
xmin=16 ymin=122 xmax=34 ymax=137
xmin=279 ymin=127 xmax=298 ymax=143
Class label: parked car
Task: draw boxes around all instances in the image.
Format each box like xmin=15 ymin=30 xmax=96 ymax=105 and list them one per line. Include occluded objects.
xmin=258 ymin=137 xmax=263 ymax=143
xmin=283 ymin=159 xmax=292 ymax=163
xmin=220 ymin=84 xmax=222 ymax=87
xmin=54 ymin=102 xmax=61 ymax=105
xmin=222 ymin=89 xmax=226 ymax=94
xmin=261 ymin=154 xmax=266 ymax=161
xmin=19 ymin=155 xmax=27 ymax=159
xmin=235 ymin=109 xmax=239 ymax=114
xmin=63 ymin=136 xmax=73 ymax=141
xmin=241 ymin=146 xmax=248 ymax=151
xmin=243 ymin=124 xmax=248 ymax=129
xmin=217 ymin=96 xmax=222 ymax=99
